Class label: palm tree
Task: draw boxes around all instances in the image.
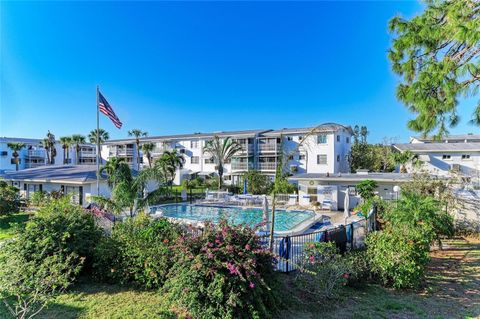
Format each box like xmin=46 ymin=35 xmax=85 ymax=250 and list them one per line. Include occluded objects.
xmin=155 ymin=149 xmax=185 ymax=186
xmin=391 ymin=150 xmax=414 ymax=173
xmin=128 ymin=129 xmax=148 ymax=171
xmin=141 ymin=142 xmax=155 ymax=168
xmin=203 ymin=136 xmax=242 ymax=190
xmin=100 ymin=157 xmax=130 ymax=188
xmin=96 ymin=157 xmax=166 ymax=217
xmin=59 ymin=136 xmax=72 ymax=164
xmin=71 ymin=134 xmax=86 ymax=165
xmin=88 ymin=128 xmax=110 ymax=144
xmin=7 ymin=143 xmax=25 ymax=171
xmin=41 ymin=138 xmax=51 ymax=165
xmin=44 ymin=131 xmax=57 ymax=164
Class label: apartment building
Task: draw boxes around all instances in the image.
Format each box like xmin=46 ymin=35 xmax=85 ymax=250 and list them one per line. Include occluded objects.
xmin=101 ymin=123 xmax=354 ymax=185
xmin=393 ymin=134 xmax=480 ymax=179
xmin=0 ymin=137 xmax=98 ymax=172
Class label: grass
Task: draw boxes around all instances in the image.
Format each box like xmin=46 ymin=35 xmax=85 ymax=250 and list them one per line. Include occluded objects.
xmin=278 ymin=237 xmax=480 ymax=319
xmin=1 ymin=237 xmax=478 ymax=319
xmin=0 ymin=212 xmax=31 ymax=240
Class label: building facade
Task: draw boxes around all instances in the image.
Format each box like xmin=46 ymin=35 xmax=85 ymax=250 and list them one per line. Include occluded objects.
xmin=0 ymin=137 xmax=97 ymax=172
xmin=101 ymin=123 xmax=354 ymax=185
xmin=393 ymin=134 xmax=480 ymax=180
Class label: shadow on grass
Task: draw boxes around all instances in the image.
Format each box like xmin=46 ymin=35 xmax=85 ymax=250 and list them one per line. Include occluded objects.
xmin=276 ymin=237 xmax=480 ymax=319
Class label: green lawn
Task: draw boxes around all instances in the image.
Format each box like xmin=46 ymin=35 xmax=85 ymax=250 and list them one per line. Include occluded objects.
xmin=0 ymin=212 xmax=31 ymax=241
xmin=1 ymin=237 xmax=478 ymax=319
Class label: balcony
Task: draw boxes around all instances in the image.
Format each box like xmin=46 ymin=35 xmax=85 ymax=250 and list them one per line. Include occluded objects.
xmin=79 ymin=150 xmax=96 ymax=157
xmin=237 ymin=144 xmax=254 ymax=154
xmin=258 ymin=162 xmax=277 ymax=171
xmin=231 ymin=162 xmax=253 ymax=171
xmin=258 ymin=144 xmax=280 ymax=153
xmin=113 ymin=148 xmax=133 ymax=157
xmin=27 ymin=150 xmax=45 ymax=158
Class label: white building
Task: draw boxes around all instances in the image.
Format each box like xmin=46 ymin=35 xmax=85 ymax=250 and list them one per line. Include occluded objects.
xmin=290 ymin=172 xmax=412 ymax=210
xmin=0 ymin=137 xmax=98 ymax=172
xmin=101 ymin=123 xmax=354 ymax=185
xmin=0 ymin=165 xmax=110 ymax=206
xmin=393 ymin=134 xmax=480 ymax=180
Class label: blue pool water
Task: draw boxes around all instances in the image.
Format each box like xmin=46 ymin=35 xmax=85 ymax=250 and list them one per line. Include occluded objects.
xmin=150 ymin=204 xmax=315 ymax=232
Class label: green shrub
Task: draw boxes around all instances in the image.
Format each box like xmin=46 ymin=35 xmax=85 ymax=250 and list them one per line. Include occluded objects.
xmin=0 ymin=242 xmax=82 ymax=319
xmin=243 ymin=170 xmax=273 ymax=195
xmin=0 ymin=181 xmax=21 ymax=215
xmin=17 ymin=197 xmax=102 ymax=270
xmin=366 ymin=224 xmax=432 ymax=289
xmin=29 ymin=190 xmax=49 ymax=207
xmin=163 ymin=220 xmax=279 ymax=319
xmin=93 ymin=214 xmax=181 ymax=289
xmin=383 ymin=191 xmax=454 ymax=244
xmin=356 ymin=180 xmax=378 ymax=200
xmin=295 ymin=242 xmax=351 ymax=301
xmin=342 ymin=250 xmax=371 ymax=286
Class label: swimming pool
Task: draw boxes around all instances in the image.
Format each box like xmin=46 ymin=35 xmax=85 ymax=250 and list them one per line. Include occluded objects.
xmin=150 ymin=203 xmax=316 ymax=232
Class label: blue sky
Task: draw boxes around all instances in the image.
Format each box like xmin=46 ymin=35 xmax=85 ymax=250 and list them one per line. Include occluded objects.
xmin=1 ymin=1 xmax=478 ymax=142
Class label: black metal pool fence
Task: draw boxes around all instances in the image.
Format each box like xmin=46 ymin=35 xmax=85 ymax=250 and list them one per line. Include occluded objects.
xmin=266 ymin=206 xmax=377 ymax=273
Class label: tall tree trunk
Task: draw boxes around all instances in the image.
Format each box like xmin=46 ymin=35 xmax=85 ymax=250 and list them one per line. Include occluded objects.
xmin=137 ymin=142 xmax=141 ymax=171
xmin=14 ymin=155 xmax=19 ymax=171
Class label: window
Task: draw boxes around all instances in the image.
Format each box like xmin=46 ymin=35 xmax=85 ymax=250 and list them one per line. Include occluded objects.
xmin=346 ymin=137 xmax=350 ymax=143
xmin=287 ymin=136 xmax=293 ymax=141
xmin=288 ymin=155 xmax=294 ymax=160
xmin=299 ymin=136 xmax=303 ymax=141
xmin=317 ymin=154 xmax=327 ymax=165
xmin=191 ymin=156 xmax=199 ymax=164
xmin=442 ymin=155 xmax=451 ymax=160
xmin=299 ymin=154 xmax=306 ymax=161
xmin=205 ymin=158 xmax=215 ymax=164
xmin=317 ymin=134 xmax=327 ymax=144
xmin=337 ymin=135 xmax=340 ymax=142
xmin=462 ymin=154 xmax=471 ymax=160
xmin=337 ymin=155 xmax=340 ymax=162
xmin=190 ymin=140 xmax=199 ymax=149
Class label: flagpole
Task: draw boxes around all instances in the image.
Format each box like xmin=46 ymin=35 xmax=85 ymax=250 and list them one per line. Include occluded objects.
xmin=96 ymin=85 xmax=100 ymax=196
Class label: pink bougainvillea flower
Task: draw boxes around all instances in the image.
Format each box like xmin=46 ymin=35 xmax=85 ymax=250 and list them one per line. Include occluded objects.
xmin=249 ymin=282 xmax=255 ymax=289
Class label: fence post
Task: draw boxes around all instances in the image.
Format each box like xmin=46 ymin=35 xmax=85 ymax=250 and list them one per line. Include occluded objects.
xmin=285 ymin=236 xmax=290 ymax=274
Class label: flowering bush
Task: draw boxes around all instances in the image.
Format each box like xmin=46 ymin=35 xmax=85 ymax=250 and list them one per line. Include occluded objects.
xmin=366 ymin=223 xmax=431 ymax=289
xmin=163 ymin=220 xmax=279 ymax=319
xmin=93 ymin=214 xmax=181 ymax=289
xmin=295 ymin=242 xmax=352 ymax=301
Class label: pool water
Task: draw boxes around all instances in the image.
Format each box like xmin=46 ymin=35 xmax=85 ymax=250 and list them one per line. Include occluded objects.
xmin=150 ymin=204 xmax=315 ymax=232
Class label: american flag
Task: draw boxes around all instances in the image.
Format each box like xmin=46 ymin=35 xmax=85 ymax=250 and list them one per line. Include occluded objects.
xmin=98 ymin=91 xmax=122 ymax=129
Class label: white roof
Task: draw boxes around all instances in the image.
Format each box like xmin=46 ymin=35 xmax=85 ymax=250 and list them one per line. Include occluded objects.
xmin=393 ymin=142 xmax=480 ymax=153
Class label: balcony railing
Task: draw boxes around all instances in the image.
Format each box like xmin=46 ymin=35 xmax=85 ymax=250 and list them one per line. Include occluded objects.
xmin=27 ymin=150 xmax=45 ymax=157
xmin=231 ymin=162 xmax=253 ymax=171
xmin=258 ymin=144 xmax=279 ymax=152
xmin=115 ymin=149 xmax=134 ymax=156
xmin=79 ymin=150 xmax=96 ymax=157
xmin=258 ymin=162 xmax=277 ymax=171
xmin=237 ymin=144 xmax=254 ymax=154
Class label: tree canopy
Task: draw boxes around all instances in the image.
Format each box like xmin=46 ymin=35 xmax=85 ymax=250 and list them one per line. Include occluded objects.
xmin=389 ymin=0 xmax=480 ymax=137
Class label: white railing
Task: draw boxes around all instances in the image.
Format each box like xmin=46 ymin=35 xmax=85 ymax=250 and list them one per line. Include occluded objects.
xmin=231 ymin=163 xmax=252 ymax=171
xmin=258 ymin=144 xmax=278 ymax=152
xmin=27 ymin=150 xmax=45 ymax=157
xmin=116 ymin=149 xmax=134 ymax=156
xmin=258 ymin=162 xmax=276 ymax=171
xmin=79 ymin=150 xmax=96 ymax=157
